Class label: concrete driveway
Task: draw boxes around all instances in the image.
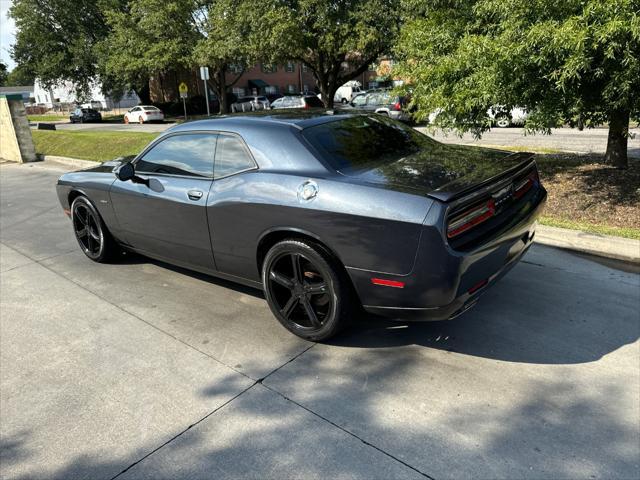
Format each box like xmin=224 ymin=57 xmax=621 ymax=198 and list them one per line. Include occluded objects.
xmin=1 ymin=161 xmax=639 ymax=480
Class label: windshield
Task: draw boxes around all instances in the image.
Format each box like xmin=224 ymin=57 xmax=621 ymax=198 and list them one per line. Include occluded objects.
xmin=302 ymin=115 xmax=437 ymax=174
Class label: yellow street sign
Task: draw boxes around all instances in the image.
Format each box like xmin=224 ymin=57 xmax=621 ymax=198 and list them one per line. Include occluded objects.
xmin=178 ymin=82 xmax=188 ymax=94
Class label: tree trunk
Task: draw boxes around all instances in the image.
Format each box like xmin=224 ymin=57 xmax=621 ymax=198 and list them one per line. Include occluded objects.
xmin=136 ymin=81 xmax=151 ymax=104
xmin=217 ymin=69 xmax=228 ymax=114
xmin=319 ymin=81 xmax=338 ymax=109
xmin=604 ymin=109 xmax=630 ymax=168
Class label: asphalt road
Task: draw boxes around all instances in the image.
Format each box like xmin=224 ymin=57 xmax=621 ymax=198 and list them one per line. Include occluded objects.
xmin=42 ymin=120 xmax=640 ymax=157
xmin=1 ymin=160 xmax=639 ymax=479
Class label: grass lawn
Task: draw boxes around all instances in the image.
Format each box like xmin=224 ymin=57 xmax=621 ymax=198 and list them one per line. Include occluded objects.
xmin=533 ymin=153 xmax=640 ymax=240
xmin=27 ymin=114 xmax=69 ymax=122
xmin=32 ymin=130 xmax=159 ymax=162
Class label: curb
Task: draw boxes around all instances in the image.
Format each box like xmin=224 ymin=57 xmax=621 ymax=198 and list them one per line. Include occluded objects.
xmin=38 ymin=154 xmax=99 ymax=169
xmin=535 ymin=225 xmax=640 ymax=264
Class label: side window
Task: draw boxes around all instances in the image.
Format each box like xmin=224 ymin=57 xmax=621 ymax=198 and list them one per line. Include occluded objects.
xmin=135 ymin=134 xmax=216 ymax=178
xmin=214 ymin=134 xmax=256 ymax=179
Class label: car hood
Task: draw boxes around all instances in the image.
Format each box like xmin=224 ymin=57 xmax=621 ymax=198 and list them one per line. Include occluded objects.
xmin=341 ymin=144 xmax=534 ymax=202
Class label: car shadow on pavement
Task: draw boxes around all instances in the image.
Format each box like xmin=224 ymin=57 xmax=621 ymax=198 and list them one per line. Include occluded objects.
xmin=117 ymin=250 xmax=265 ymax=300
xmin=334 ymin=261 xmax=640 ymax=365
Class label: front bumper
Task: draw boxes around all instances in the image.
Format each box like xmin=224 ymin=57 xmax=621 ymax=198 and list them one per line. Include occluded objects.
xmin=350 ymin=187 xmax=546 ymax=321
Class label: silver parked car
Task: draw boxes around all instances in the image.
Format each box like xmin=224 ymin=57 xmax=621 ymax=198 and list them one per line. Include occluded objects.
xmin=231 ymin=96 xmax=270 ymax=112
xmin=270 ymin=95 xmax=325 ymax=110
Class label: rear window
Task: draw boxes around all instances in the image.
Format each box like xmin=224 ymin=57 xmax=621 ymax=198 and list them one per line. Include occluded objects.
xmin=302 ymin=115 xmax=435 ymax=174
xmin=143 ymin=107 xmax=159 ymax=111
xmin=304 ymin=96 xmax=324 ymax=108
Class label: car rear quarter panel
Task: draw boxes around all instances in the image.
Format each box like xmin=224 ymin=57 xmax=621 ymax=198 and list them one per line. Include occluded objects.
xmin=207 ymin=171 xmax=434 ymax=282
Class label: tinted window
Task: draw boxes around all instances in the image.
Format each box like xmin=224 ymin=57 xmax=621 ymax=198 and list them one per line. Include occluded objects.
xmin=214 ymin=134 xmax=256 ymax=179
xmin=302 ymin=115 xmax=436 ymax=174
xmin=136 ymin=134 xmax=215 ymax=177
xmin=304 ymin=96 xmax=324 ymax=108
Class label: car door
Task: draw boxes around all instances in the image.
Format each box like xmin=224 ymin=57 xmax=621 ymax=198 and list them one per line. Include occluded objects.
xmin=109 ymin=132 xmax=217 ymax=271
xmin=207 ymin=133 xmax=259 ymax=278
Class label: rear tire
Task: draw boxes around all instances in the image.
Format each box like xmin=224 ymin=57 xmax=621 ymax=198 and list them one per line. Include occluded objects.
xmin=262 ymin=239 xmax=354 ymax=341
xmin=495 ymin=115 xmax=511 ymax=128
xmin=71 ymin=196 xmax=118 ymax=263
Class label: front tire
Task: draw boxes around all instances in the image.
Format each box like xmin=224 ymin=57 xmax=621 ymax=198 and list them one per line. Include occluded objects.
xmin=262 ymin=239 xmax=354 ymax=341
xmin=71 ymin=196 xmax=118 ymax=263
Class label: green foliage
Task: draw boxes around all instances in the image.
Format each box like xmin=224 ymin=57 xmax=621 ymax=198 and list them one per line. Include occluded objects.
xmin=0 ymin=61 xmax=7 ymax=86
xmin=256 ymin=0 xmax=401 ymax=106
xmin=9 ymin=0 xmax=125 ymax=97
xmin=395 ymin=0 xmax=640 ymax=133
xmin=100 ymin=0 xmax=199 ymax=86
xmin=5 ymin=65 xmax=35 ymax=87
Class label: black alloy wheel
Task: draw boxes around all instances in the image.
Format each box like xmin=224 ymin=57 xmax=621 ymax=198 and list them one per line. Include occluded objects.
xmin=71 ymin=196 xmax=116 ymax=262
xmin=262 ymin=239 xmax=354 ymax=341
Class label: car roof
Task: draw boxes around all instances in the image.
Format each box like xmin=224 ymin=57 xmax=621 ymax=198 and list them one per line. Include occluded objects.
xmin=168 ymin=111 xmax=363 ymax=132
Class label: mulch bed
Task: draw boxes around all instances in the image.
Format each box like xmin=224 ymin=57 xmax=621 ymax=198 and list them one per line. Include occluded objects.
xmin=535 ymin=154 xmax=640 ymax=229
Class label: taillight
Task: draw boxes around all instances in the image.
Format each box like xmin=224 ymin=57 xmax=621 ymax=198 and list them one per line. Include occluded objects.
xmin=447 ymin=199 xmax=496 ymax=238
xmin=391 ymin=101 xmax=401 ymax=111
xmin=303 ymin=102 xmax=310 ymax=110
xmin=513 ymin=171 xmax=538 ymax=199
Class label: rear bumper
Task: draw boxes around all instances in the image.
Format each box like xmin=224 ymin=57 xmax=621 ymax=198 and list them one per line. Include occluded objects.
xmin=363 ymin=233 xmax=534 ymax=320
xmin=350 ymin=187 xmax=546 ymax=321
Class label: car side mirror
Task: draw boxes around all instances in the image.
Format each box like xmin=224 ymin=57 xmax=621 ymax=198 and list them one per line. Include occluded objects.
xmin=115 ymin=162 xmax=135 ymax=182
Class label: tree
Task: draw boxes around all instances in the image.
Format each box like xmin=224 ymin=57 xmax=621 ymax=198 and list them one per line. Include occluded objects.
xmin=9 ymin=0 xmax=126 ymax=98
xmin=100 ymin=0 xmax=198 ymax=105
xmin=101 ymin=0 xmax=253 ymax=113
xmin=394 ymin=0 xmax=640 ymax=168
xmin=257 ymin=0 xmax=400 ymax=108
xmin=193 ymin=0 xmax=257 ymax=114
xmin=0 ymin=61 xmax=7 ymax=86
xmin=5 ymin=66 xmax=35 ymax=87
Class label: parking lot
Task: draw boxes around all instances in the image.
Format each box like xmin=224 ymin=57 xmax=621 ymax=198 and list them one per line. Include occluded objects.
xmin=1 ymin=160 xmax=639 ymax=479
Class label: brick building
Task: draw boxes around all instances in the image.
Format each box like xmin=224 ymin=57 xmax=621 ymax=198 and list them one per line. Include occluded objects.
xmin=149 ymin=60 xmax=394 ymax=104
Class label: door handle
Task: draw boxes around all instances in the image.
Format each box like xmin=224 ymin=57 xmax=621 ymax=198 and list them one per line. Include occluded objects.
xmin=187 ymin=189 xmax=203 ymax=201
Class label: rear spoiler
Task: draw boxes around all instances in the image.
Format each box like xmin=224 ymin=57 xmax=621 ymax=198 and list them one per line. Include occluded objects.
xmin=427 ymin=152 xmax=536 ymax=204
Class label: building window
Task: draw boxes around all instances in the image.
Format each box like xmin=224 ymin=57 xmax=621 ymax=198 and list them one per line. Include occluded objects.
xmin=303 ymin=84 xmax=310 ymax=94
xmin=232 ymin=87 xmax=245 ymax=96
xmin=285 ymin=62 xmax=295 ymax=73
xmin=301 ymin=63 xmax=309 ymax=73
xmin=261 ymin=63 xmax=277 ymax=73
xmin=265 ymin=85 xmax=278 ymax=94
xmin=286 ymin=84 xmax=296 ymax=93
xmin=228 ymin=63 xmax=243 ymax=74
xmin=368 ymin=63 xmax=377 ymax=71
xmin=368 ymin=81 xmax=379 ymax=89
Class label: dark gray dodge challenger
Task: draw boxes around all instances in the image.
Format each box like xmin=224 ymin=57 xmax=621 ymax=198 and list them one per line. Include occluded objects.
xmin=57 ymin=112 xmax=546 ymax=341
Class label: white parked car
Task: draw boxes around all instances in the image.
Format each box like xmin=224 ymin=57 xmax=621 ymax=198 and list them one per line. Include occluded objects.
xmin=487 ymin=106 xmax=528 ymax=128
xmin=124 ymin=105 xmax=165 ymax=124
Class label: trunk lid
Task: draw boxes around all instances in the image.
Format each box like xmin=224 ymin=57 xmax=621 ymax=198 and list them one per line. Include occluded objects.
xmin=344 ymin=143 xmax=534 ymax=201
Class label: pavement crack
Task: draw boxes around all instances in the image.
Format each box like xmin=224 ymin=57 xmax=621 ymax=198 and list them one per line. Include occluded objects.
xmin=261 ymin=382 xmax=435 ymax=480
xmin=110 ymin=381 xmax=260 ymax=479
